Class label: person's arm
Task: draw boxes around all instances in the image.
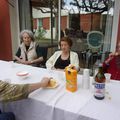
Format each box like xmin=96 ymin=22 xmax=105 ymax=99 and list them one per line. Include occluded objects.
xmin=46 ymin=52 xmax=58 ymax=69
xmin=0 ymin=77 xmax=50 ymax=102
xmin=14 ymin=47 xmax=27 ymax=64
xmin=14 ymin=47 xmax=22 ymax=62
xmin=28 ymin=77 xmax=50 ymax=92
xmin=30 ymin=57 xmax=43 ymax=65
xmin=29 ymin=45 xmax=44 ymax=65
xmin=103 ymin=52 xmax=114 ymax=73
xmin=14 ymin=55 xmax=28 ymax=64
xmin=104 ymin=53 xmax=114 ymax=65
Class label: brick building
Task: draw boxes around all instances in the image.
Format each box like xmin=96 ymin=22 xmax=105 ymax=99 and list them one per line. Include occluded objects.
xmin=33 ymin=8 xmax=102 ymax=39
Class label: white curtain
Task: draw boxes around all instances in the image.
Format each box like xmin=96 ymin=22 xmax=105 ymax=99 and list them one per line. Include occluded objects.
xmin=102 ymin=1 xmax=114 ymax=62
xmin=102 ymin=1 xmax=114 ymax=53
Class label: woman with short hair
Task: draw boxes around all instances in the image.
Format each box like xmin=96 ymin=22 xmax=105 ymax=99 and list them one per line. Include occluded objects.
xmin=14 ymin=30 xmax=43 ymax=67
xmin=46 ymin=37 xmax=80 ymax=71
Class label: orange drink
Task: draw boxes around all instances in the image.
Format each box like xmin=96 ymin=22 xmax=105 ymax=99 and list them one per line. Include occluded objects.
xmin=65 ymin=66 xmax=77 ymax=92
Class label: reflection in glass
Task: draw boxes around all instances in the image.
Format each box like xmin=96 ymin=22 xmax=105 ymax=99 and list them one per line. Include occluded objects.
xmin=31 ymin=0 xmax=114 ymax=75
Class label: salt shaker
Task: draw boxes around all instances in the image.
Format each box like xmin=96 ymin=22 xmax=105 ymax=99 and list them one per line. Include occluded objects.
xmin=82 ymin=69 xmax=90 ymax=89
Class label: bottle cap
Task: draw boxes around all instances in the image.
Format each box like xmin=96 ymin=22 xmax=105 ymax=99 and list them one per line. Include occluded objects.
xmin=98 ymin=63 xmax=103 ymax=67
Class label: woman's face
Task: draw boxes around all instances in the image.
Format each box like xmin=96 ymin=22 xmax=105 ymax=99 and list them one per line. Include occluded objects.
xmin=60 ymin=41 xmax=70 ymax=53
xmin=22 ymin=33 xmax=32 ymax=46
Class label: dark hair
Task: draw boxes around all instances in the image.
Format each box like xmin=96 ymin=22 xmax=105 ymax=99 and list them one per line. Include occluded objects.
xmin=61 ymin=30 xmax=64 ymax=38
xmin=65 ymin=28 xmax=69 ymax=36
xmin=59 ymin=37 xmax=73 ymax=48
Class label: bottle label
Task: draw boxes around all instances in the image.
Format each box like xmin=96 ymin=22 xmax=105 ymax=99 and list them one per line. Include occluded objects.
xmin=94 ymin=82 xmax=105 ymax=98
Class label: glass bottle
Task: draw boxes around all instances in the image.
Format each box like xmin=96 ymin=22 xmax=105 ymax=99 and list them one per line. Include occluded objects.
xmin=94 ymin=63 xmax=106 ymax=100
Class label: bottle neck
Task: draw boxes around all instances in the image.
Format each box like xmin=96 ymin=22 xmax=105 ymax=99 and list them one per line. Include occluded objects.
xmin=98 ymin=67 xmax=103 ymax=73
xmin=96 ymin=66 xmax=105 ymax=83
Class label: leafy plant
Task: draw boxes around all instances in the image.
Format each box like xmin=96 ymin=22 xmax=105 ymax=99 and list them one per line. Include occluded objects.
xmin=35 ymin=27 xmax=47 ymax=41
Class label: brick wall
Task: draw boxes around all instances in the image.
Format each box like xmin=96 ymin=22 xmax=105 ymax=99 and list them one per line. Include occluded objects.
xmin=43 ymin=17 xmax=49 ymax=30
xmin=61 ymin=16 xmax=67 ymax=30
xmin=81 ymin=13 xmax=101 ymax=32
xmin=92 ymin=13 xmax=101 ymax=30
xmin=33 ymin=13 xmax=101 ymax=33
xmin=81 ymin=14 xmax=91 ymax=32
xmin=33 ymin=18 xmax=37 ymax=29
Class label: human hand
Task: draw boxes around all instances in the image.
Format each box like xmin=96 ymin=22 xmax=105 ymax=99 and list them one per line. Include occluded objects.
xmin=68 ymin=64 xmax=76 ymax=69
xmin=29 ymin=77 xmax=51 ymax=92
xmin=20 ymin=61 xmax=31 ymax=65
xmin=105 ymin=53 xmax=115 ymax=64
xmin=25 ymin=61 xmax=33 ymax=65
xmin=68 ymin=64 xmax=80 ymax=71
xmin=109 ymin=52 xmax=115 ymax=58
xmin=19 ymin=60 xmax=26 ymax=64
xmin=40 ymin=77 xmax=51 ymax=88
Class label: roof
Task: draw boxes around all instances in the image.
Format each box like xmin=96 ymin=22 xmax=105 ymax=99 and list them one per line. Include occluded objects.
xmin=31 ymin=0 xmax=50 ymax=7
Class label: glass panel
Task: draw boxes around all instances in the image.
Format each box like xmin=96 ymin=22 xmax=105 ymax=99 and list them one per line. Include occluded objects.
xmin=62 ymin=0 xmax=114 ymax=75
xmin=31 ymin=0 xmax=114 ymax=74
xmin=31 ymin=0 xmax=58 ymax=58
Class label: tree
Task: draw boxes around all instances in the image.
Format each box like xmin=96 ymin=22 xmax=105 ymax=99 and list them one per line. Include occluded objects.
xmin=34 ymin=27 xmax=46 ymax=41
xmin=68 ymin=0 xmax=112 ymax=31
xmin=70 ymin=0 xmax=110 ymax=13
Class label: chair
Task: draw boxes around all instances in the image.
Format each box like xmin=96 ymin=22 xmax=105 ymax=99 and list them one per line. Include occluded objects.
xmin=38 ymin=46 xmax=48 ymax=68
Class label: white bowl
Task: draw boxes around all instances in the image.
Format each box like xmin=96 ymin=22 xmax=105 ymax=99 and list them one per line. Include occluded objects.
xmin=16 ymin=71 xmax=29 ymax=79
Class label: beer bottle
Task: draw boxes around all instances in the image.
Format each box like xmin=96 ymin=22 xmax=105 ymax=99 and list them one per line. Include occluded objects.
xmin=94 ymin=63 xmax=106 ymax=100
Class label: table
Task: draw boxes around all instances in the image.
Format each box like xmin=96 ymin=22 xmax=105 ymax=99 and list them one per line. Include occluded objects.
xmin=0 ymin=60 xmax=120 ymax=120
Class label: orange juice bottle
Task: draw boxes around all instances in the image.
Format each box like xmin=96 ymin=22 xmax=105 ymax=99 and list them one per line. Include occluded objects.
xmin=65 ymin=66 xmax=77 ymax=92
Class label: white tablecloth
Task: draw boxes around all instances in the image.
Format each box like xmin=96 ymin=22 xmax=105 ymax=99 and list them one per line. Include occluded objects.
xmin=0 ymin=60 xmax=120 ymax=120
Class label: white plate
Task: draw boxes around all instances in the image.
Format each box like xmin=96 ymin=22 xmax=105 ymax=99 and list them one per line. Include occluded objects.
xmin=16 ymin=71 xmax=29 ymax=76
xmin=16 ymin=71 xmax=29 ymax=79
